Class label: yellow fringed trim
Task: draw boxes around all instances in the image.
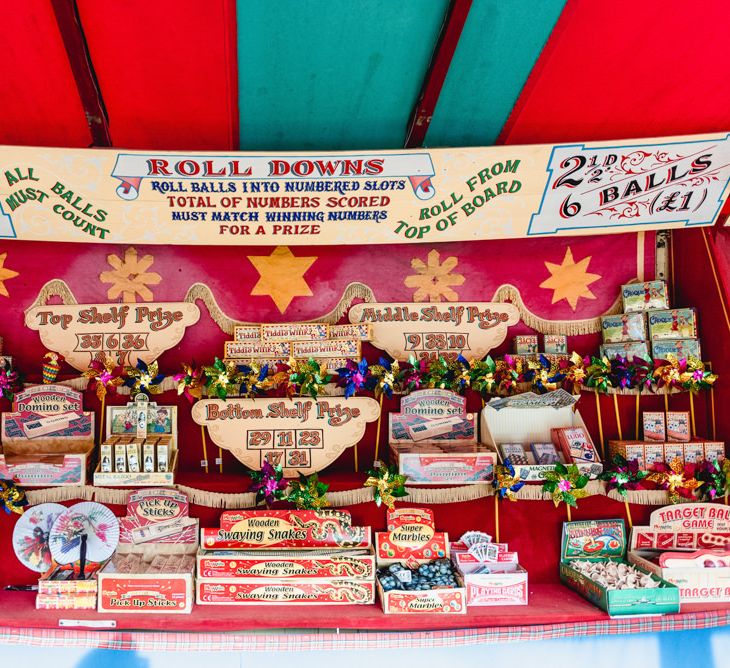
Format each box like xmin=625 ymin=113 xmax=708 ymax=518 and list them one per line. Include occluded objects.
xmin=25 ymin=279 xmax=79 ymax=313
xmin=24 ymin=479 xmax=682 ymax=509
xmin=28 ymin=279 xmax=636 ymax=339
xmin=184 ymin=281 xmax=377 ymax=332
xmin=491 ymin=284 xmax=623 ymax=335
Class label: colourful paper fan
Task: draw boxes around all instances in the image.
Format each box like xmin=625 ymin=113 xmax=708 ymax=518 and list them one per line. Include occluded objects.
xmin=460 ymin=531 xmax=492 ymax=547
xmin=12 ymin=503 xmax=66 ymax=573
xmin=468 ymin=541 xmax=499 ymax=563
xmin=49 ymin=502 xmax=119 ymax=566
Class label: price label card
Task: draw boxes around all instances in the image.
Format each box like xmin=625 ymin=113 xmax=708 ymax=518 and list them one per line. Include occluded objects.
xmin=25 ymin=302 xmax=200 ymax=371
xmin=348 ymin=302 xmax=519 ymax=362
xmin=192 ymin=397 xmax=380 ymax=475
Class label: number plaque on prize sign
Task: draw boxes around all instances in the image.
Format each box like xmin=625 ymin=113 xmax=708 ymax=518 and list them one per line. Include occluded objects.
xmin=24 ymin=302 xmax=200 ymax=371
xmin=348 ymin=302 xmax=519 ymax=362
xmin=192 ymin=397 xmax=380 ymax=475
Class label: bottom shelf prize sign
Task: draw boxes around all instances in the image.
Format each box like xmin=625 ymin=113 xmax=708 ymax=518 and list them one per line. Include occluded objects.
xmin=192 ymin=397 xmax=380 ymax=475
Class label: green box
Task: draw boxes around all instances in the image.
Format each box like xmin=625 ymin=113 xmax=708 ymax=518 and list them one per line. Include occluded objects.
xmin=560 ymin=519 xmax=680 ymax=616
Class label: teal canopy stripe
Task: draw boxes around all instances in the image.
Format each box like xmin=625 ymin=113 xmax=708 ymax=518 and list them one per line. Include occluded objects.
xmin=237 ymin=0 xmax=450 ymax=150
xmin=425 ymin=0 xmax=566 ymax=147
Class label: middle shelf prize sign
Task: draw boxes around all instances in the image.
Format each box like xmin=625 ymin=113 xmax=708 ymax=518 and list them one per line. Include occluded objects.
xmin=192 ymin=397 xmax=380 ymax=476
xmin=348 ymin=302 xmax=519 ymax=362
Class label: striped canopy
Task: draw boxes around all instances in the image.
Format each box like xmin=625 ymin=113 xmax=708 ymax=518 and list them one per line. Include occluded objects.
xmin=1 ymin=0 xmax=728 ymax=153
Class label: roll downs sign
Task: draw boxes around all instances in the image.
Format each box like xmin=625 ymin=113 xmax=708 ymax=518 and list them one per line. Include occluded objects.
xmin=24 ymin=302 xmax=200 ymax=371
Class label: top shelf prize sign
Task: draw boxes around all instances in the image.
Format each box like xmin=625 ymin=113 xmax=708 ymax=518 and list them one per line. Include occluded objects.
xmin=0 ymin=133 xmax=728 ymax=245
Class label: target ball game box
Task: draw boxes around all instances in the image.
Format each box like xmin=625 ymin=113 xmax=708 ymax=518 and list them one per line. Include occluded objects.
xmin=628 ymin=504 xmax=730 ymax=602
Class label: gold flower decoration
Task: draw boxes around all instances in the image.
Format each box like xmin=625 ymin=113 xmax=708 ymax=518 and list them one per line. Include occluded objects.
xmin=100 ymin=247 xmax=161 ymax=302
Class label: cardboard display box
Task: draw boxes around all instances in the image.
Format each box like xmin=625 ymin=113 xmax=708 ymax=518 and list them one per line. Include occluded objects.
xmin=376 ymin=572 xmax=466 ymax=614
xmin=388 ymin=389 xmax=490 ymax=484
xmin=481 ymin=391 xmax=602 ymax=482
xmin=0 ymin=441 xmax=94 ymax=486
xmin=389 ymin=389 xmax=477 ymax=446
xmin=390 ymin=442 xmax=496 ymax=484
xmin=451 ymin=543 xmax=528 ymax=606
xmin=197 ymin=547 xmax=375 ymax=579
xmin=94 ymin=436 xmax=178 ymax=487
xmin=0 ymin=386 xmax=95 ymax=486
xmin=628 ymin=503 xmax=730 ymax=603
xmin=98 ymin=490 xmax=198 ymax=613
xmin=197 ymin=578 xmax=374 ymax=605
xmin=560 ymin=519 xmax=680 ymax=616
xmin=460 ymin=567 xmax=528 ymax=607
xmin=375 ymin=508 xmax=449 ymax=566
xmin=97 ymin=558 xmax=194 ymax=613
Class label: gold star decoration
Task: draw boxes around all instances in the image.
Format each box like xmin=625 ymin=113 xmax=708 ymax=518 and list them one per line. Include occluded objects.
xmin=100 ymin=247 xmax=161 ymax=302
xmin=539 ymin=246 xmax=601 ymax=311
xmin=404 ymin=249 xmax=464 ymax=302
xmin=247 ymin=246 xmax=317 ymax=313
xmin=0 ymin=252 xmax=19 ymax=298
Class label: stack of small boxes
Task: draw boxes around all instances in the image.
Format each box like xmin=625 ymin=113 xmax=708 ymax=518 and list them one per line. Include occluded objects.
xmin=514 ymin=334 xmax=568 ymax=357
xmin=600 ymin=280 xmax=701 ymax=361
xmin=197 ymin=509 xmax=375 ymax=605
xmin=96 ymin=434 xmax=174 ymax=483
xmin=97 ymin=489 xmax=198 ymax=614
xmin=609 ymin=410 xmax=724 ymax=468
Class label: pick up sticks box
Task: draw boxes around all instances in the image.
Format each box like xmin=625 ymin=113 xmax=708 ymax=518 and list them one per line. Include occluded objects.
xmin=628 ymin=504 xmax=730 ymax=603
xmin=481 ymin=391 xmax=602 ymax=482
xmin=97 ymin=489 xmax=198 ymax=613
xmin=375 ymin=508 xmax=448 ymax=566
xmin=560 ymin=519 xmax=679 ymax=616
